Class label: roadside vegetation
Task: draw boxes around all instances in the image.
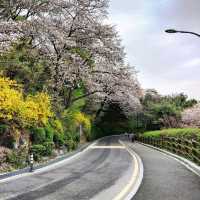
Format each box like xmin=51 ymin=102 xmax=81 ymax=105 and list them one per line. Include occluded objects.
xmin=143 ymin=128 xmax=200 ymax=140
xmin=0 ymin=0 xmax=142 ymax=173
xmin=131 ymin=89 xmax=200 ymax=163
xmin=0 ymin=0 xmax=199 ymax=173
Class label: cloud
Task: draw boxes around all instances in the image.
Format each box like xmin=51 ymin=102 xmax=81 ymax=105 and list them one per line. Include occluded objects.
xmin=109 ymin=0 xmax=200 ymax=99
xmin=183 ymin=58 xmax=200 ymax=68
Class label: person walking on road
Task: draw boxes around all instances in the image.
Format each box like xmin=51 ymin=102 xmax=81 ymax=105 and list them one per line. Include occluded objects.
xmin=131 ymin=133 xmax=135 ymax=143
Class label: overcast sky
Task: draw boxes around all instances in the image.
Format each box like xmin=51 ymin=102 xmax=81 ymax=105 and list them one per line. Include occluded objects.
xmin=108 ymin=0 xmax=200 ymax=99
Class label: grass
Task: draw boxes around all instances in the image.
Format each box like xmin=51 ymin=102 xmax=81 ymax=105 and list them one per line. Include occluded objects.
xmin=142 ymin=128 xmax=200 ymax=140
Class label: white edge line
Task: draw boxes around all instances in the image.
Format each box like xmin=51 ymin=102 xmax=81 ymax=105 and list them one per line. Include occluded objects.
xmin=138 ymin=142 xmax=200 ymax=178
xmin=0 ymin=136 xmax=120 ymax=199
xmin=0 ymin=135 xmax=124 ymax=184
xmin=0 ymin=142 xmax=95 ymax=184
xmin=113 ymin=140 xmax=143 ymax=200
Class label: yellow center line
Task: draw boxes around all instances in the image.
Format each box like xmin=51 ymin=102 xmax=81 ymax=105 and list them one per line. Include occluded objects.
xmin=113 ymin=141 xmax=140 ymax=200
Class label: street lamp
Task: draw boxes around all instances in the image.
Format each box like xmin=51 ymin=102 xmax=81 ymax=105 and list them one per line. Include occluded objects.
xmin=165 ymin=29 xmax=178 ymax=33
xmin=165 ymin=29 xmax=200 ymax=38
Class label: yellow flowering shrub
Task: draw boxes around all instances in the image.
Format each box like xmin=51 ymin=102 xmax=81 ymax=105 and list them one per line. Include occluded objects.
xmin=74 ymin=112 xmax=91 ymax=131
xmin=0 ymin=77 xmax=23 ymax=121
xmin=52 ymin=119 xmax=64 ymax=133
xmin=21 ymin=93 xmax=53 ymax=126
xmin=0 ymin=76 xmax=53 ymax=127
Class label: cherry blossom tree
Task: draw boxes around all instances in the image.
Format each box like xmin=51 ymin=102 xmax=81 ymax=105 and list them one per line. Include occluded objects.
xmin=0 ymin=0 xmax=142 ymax=116
xmin=182 ymin=103 xmax=200 ymax=128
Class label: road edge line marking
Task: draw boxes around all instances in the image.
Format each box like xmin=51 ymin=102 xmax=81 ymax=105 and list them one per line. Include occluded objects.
xmin=0 ymin=135 xmax=126 ymax=183
xmin=138 ymin=142 xmax=200 ymax=177
xmin=113 ymin=140 xmax=143 ymax=200
xmin=0 ymin=141 xmax=95 ymax=184
xmin=0 ymin=135 xmax=119 ymax=183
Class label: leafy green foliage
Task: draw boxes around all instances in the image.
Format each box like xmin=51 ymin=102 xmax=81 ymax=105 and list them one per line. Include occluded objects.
xmin=65 ymin=132 xmax=79 ymax=151
xmin=43 ymin=141 xmax=55 ymax=156
xmin=31 ymin=127 xmax=46 ymax=144
xmin=163 ymin=94 xmax=197 ymax=110
xmin=61 ymin=85 xmax=91 ymax=143
xmin=131 ymin=93 xmax=198 ymax=132
xmin=0 ymin=39 xmax=50 ymax=94
xmin=44 ymin=125 xmax=54 ymax=142
xmin=92 ymin=104 xmax=132 ymax=139
xmin=31 ymin=144 xmax=46 ymax=161
xmin=53 ymin=132 xmax=65 ymax=147
xmin=70 ymin=48 xmax=95 ymax=68
xmin=6 ymin=146 xmax=28 ymax=169
xmin=0 ymin=124 xmax=8 ymax=136
xmin=143 ymin=128 xmax=200 ymax=141
xmin=51 ymin=119 xmax=64 ymax=134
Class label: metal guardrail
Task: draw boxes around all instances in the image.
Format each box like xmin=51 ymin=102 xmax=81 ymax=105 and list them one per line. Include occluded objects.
xmin=136 ymin=136 xmax=200 ymax=165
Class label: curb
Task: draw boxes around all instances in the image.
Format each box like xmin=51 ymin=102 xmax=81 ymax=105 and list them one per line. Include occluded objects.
xmin=0 ymin=142 xmax=92 ymax=181
xmin=138 ymin=142 xmax=200 ymax=177
xmin=119 ymin=140 xmax=144 ymax=200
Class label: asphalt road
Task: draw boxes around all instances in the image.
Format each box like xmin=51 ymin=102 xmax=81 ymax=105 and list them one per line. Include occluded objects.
xmin=0 ymin=136 xmax=135 ymax=200
xmin=129 ymin=143 xmax=200 ymax=200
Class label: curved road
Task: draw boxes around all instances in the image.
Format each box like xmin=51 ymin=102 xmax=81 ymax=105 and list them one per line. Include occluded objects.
xmin=128 ymin=142 xmax=200 ymax=200
xmin=0 ymin=136 xmax=200 ymax=200
xmin=0 ymin=136 xmax=135 ymax=200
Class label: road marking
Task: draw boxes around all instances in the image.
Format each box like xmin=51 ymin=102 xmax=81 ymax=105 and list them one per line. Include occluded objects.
xmin=0 ymin=142 xmax=95 ymax=184
xmin=89 ymin=146 xmax=125 ymax=149
xmin=139 ymin=142 xmax=200 ymax=177
xmin=113 ymin=141 xmax=143 ymax=200
xmin=0 ymin=136 xmax=121 ymax=184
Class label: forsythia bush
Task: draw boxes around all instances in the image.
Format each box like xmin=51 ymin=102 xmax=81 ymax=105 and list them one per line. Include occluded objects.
xmin=74 ymin=112 xmax=91 ymax=131
xmin=52 ymin=119 xmax=64 ymax=133
xmin=21 ymin=93 xmax=53 ymax=126
xmin=0 ymin=76 xmax=52 ymax=127
xmin=0 ymin=77 xmax=22 ymax=121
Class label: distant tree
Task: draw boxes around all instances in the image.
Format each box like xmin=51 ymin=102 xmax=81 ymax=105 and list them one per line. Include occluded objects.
xmin=164 ymin=93 xmax=197 ymax=110
xmin=131 ymin=92 xmax=197 ymax=131
xmin=182 ymin=103 xmax=200 ymax=128
xmin=141 ymin=89 xmax=161 ymax=106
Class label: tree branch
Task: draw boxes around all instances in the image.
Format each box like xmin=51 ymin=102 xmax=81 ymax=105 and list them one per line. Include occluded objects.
xmin=72 ymin=90 xmax=103 ymax=102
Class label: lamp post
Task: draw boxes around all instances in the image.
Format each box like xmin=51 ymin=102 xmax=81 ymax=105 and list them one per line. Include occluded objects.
xmin=165 ymin=29 xmax=200 ymax=38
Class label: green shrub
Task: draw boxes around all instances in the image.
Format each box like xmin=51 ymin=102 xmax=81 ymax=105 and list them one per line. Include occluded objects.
xmin=31 ymin=127 xmax=46 ymax=144
xmin=53 ymin=132 xmax=65 ymax=147
xmin=6 ymin=146 xmax=28 ymax=168
xmin=44 ymin=125 xmax=54 ymax=142
xmin=65 ymin=132 xmax=79 ymax=151
xmin=31 ymin=144 xmax=46 ymax=161
xmin=51 ymin=119 xmax=64 ymax=134
xmin=66 ymin=139 xmax=78 ymax=151
xmin=0 ymin=124 xmax=15 ymax=148
xmin=0 ymin=124 xmax=9 ymax=136
xmin=31 ymin=142 xmax=54 ymax=161
xmin=143 ymin=128 xmax=200 ymax=141
xmin=43 ymin=141 xmax=54 ymax=156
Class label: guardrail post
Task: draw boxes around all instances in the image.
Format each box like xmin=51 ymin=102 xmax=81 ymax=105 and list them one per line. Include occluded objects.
xmin=29 ymin=153 xmax=34 ymax=172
